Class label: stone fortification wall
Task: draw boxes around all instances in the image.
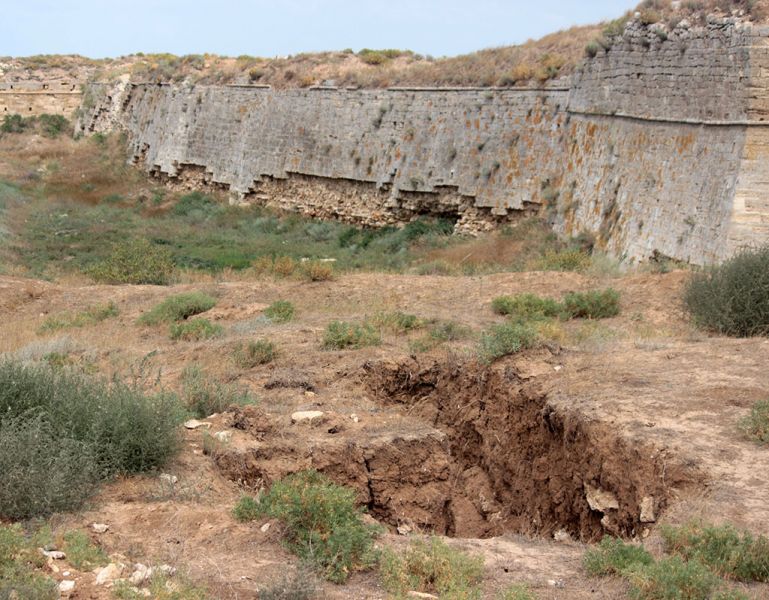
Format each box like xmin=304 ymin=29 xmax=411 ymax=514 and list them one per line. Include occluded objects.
xmin=78 ymin=17 xmax=769 ymax=264
xmin=0 ymin=81 xmax=81 ymax=117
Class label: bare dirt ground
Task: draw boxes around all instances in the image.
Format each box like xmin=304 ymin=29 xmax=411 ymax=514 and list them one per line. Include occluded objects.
xmin=1 ymin=269 xmax=768 ymax=599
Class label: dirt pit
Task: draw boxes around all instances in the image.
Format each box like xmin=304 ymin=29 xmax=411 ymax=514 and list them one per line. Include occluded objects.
xmin=211 ymin=347 xmax=700 ymax=542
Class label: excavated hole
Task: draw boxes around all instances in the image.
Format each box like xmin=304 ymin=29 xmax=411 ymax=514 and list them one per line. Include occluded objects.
xmin=212 ymin=351 xmax=700 ymax=543
xmin=360 ymin=353 xmax=700 ymax=542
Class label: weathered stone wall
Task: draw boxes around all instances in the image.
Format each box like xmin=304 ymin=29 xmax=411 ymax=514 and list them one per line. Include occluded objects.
xmin=77 ymin=17 xmax=769 ymax=264
xmin=0 ymin=81 xmax=82 ymax=117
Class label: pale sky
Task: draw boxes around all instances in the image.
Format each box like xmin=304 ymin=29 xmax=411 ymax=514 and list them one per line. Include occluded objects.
xmin=2 ymin=1 xmax=639 ymax=58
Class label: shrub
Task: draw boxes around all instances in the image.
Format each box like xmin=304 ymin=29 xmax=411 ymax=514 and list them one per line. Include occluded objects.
xmin=233 ymin=494 xmax=261 ymax=522
xmin=0 ymin=524 xmax=58 ymax=600
xmin=497 ymin=584 xmax=537 ymax=600
xmin=258 ymin=566 xmax=319 ymax=600
xmin=372 ymin=311 xmax=425 ymax=333
xmin=302 ymin=260 xmax=334 ymax=281
xmin=0 ymin=360 xmax=183 ymax=518
xmin=273 ymin=256 xmax=296 ymax=277
xmin=583 ymin=537 xmax=654 ymax=577
xmin=740 ymin=400 xmax=769 ymax=445
xmin=233 ymin=339 xmax=276 ymax=368
xmin=171 ymin=191 xmax=219 ymax=218
xmin=264 ymin=300 xmax=295 ymax=323
xmin=180 ymin=365 xmax=255 ymax=418
xmin=37 ymin=114 xmax=69 ymax=138
xmin=322 ymin=321 xmax=381 ymax=350
xmin=138 ymin=292 xmax=217 ymax=325
xmin=661 ymin=523 xmax=769 ymax=582
xmin=562 ymin=289 xmax=621 ymax=319
xmin=169 ymin=318 xmax=223 ymax=341
xmin=684 ymin=245 xmax=769 ymax=337
xmin=38 ymin=302 xmax=119 ymax=333
xmin=380 ymin=537 xmax=484 ymax=600
xmin=237 ymin=470 xmax=379 ymax=583
xmin=478 ymin=321 xmax=539 ymax=363
xmin=88 ymin=238 xmax=175 ymax=285
xmin=0 ymin=114 xmax=31 ymax=134
xmin=491 ymin=293 xmax=562 ymax=319
xmin=537 ymin=249 xmax=591 ymax=272
xmin=625 ymin=555 xmax=719 ymax=600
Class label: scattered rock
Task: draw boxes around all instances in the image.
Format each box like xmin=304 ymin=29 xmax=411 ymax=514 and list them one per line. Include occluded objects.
xmin=92 ymin=523 xmax=109 ymax=534
xmin=159 ymin=473 xmax=178 ymax=485
xmin=129 ymin=563 xmax=150 ymax=585
xmin=585 ymin=484 xmax=619 ymax=512
xmin=260 ymin=522 xmax=271 ymax=533
xmin=553 ymin=529 xmax=572 ymax=542
xmin=640 ymin=496 xmax=656 ymax=523
xmin=397 ymin=523 xmax=413 ymax=536
xmin=58 ymin=580 xmax=75 ymax=593
xmin=228 ymin=405 xmax=273 ymax=439
xmin=350 ymin=413 xmax=360 ymax=423
xmin=407 ymin=592 xmax=439 ymax=599
xmin=548 ymin=579 xmax=566 ymax=588
xmin=184 ymin=419 xmax=211 ymax=430
xmin=40 ymin=549 xmax=66 ymax=559
xmin=214 ymin=430 xmax=232 ymax=442
xmin=95 ymin=562 xmax=124 ymax=585
xmin=291 ymin=410 xmax=324 ymax=424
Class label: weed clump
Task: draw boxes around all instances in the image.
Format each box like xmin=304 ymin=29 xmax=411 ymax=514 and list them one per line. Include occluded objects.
xmin=625 ymin=555 xmax=719 ymax=600
xmin=684 ymin=245 xmax=769 ymax=337
xmin=264 ymin=300 xmax=295 ymax=323
xmin=478 ymin=321 xmax=539 ymax=363
xmin=562 ymin=289 xmax=621 ymax=319
xmin=38 ymin=302 xmax=119 ymax=333
xmin=138 ymin=292 xmax=217 ymax=325
xmin=322 ymin=321 xmax=381 ymax=350
xmin=491 ymin=293 xmax=562 ymax=319
xmin=740 ymin=400 xmax=769 ymax=445
xmin=0 ymin=360 xmax=183 ymax=519
xmin=234 ymin=470 xmax=379 ymax=583
xmin=169 ymin=318 xmax=223 ymax=341
xmin=61 ymin=530 xmax=108 ymax=570
xmin=180 ymin=365 xmax=255 ymax=418
xmin=233 ymin=339 xmax=277 ymax=368
xmin=583 ymin=537 xmax=654 ymax=577
xmin=302 ymin=260 xmax=335 ymax=281
xmin=380 ymin=537 xmax=484 ymax=600
xmin=88 ymin=238 xmax=175 ymax=285
xmin=372 ymin=311 xmax=425 ymax=333
xmin=0 ymin=524 xmax=58 ymax=599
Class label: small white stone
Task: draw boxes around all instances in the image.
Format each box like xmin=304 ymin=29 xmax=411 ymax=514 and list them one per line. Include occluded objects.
xmin=95 ymin=562 xmax=124 ymax=585
xmin=58 ymin=580 xmax=75 ymax=593
xmin=184 ymin=419 xmax=211 ymax=430
xmin=41 ymin=549 xmax=66 ymax=559
xmin=291 ymin=410 xmax=324 ymax=424
xmin=407 ymin=592 xmax=439 ymax=599
xmin=553 ymin=528 xmax=572 ymax=542
xmin=92 ymin=523 xmax=109 ymax=534
xmin=260 ymin=522 xmax=271 ymax=533
xmin=213 ymin=430 xmax=232 ymax=442
xmin=397 ymin=523 xmax=413 ymax=536
xmin=129 ymin=563 xmax=150 ymax=585
xmin=585 ymin=484 xmax=619 ymax=512
xmin=640 ymin=496 xmax=656 ymax=523
xmin=350 ymin=413 xmax=360 ymax=423
xmin=63 ymin=571 xmax=71 ymax=577
xmin=159 ymin=473 xmax=178 ymax=485
xmin=548 ymin=579 xmax=565 ymax=588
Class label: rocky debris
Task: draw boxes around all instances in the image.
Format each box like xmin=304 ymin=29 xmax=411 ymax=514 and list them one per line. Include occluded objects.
xmin=350 ymin=413 xmax=360 ymax=423
xmin=260 ymin=522 xmax=271 ymax=533
xmin=184 ymin=419 xmax=211 ymax=430
xmin=640 ymin=496 xmax=656 ymax=523
xmin=291 ymin=410 xmax=324 ymax=424
xmin=95 ymin=562 xmax=125 ymax=585
xmin=40 ymin=549 xmax=65 ymax=559
xmin=407 ymin=592 xmax=438 ymax=599
xmin=213 ymin=430 xmax=232 ymax=442
xmin=128 ymin=563 xmax=177 ymax=585
xmin=553 ymin=529 xmax=572 ymax=542
xmin=58 ymin=580 xmax=75 ymax=594
xmin=159 ymin=473 xmax=178 ymax=485
xmin=397 ymin=523 xmax=413 ymax=536
xmin=584 ymin=484 xmax=619 ymax=513
xmin=92 ymin=523 xmax=109 ymax=533
xmin=264 ymin=370 xmax=315 ymax=391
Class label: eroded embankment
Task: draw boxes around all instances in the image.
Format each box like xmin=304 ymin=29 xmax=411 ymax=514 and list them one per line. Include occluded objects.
xmin=211 ymin=350 xmax=700 ymax=541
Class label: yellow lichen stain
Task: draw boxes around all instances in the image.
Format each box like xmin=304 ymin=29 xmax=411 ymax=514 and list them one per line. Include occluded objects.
xmin=474 ymin=119 xmax=480 ymax=130
xmin=394 ymin=149 xmax=401 ymax=160
xmin=676 ymin=133 xmax=695 ymax=155
xmin=465 ymin=119 xmax=471 ymax=129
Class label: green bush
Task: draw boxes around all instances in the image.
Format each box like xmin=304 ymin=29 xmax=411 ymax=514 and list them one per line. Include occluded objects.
xmin=38 ymin=302 xmax=119 ymax=333
xmin=661 ymin=523 xmax=769 ymax=582
xmin=88 ymin=238 xmax=175 ymax=285
xmin=180 ymin=365 xmax=255 ymax=418
xmin=0 ymin=360 xmax=183 ymax=519
xmin=625 ymin=555 xmax=719 ymax=600
xmin=264 ymin=300 xmax=295 ymax=323
xmin=684 ymin=245 xmax=769 ymax=337
xmin=236 ymin=470 xmax=379 ymax=583
xmin=169 ymin=318 xmax=223 ymax=341
xmin=322 ymin=321 xmax=381 ymax=350
xmin=37 ymin=114 xmax=69 ymax=138
xmin=491 ymin=293 xmax=562 ymax=319
xmin=138 ymin=292 xmax=217 ymax=325
xmin=583 ymin=537 xmax=654 ymax=577
xmin=562 ymin=288 xmax=621 ymax=319
xmin=740 ymin=400 xmax=769 ymax=444
xmin=380 ymin=537 xmax=484 ymax=600
xmin=0 ymin=114 xmax=32 ymax=134
xmin=372 ymin=311 xmax=425 ymax=333
xmin=258 ymin=566 xmax=319 ymax=600
xmin=0 ymin=524 xmax=57 ymax=600
xmin=171 ymin=191 xmax=220 ymax=219
xmin=232 ymin=495 xmax=261 ymax=522
xmin=233 ymin=339 xmax=276 ymax=368
xmin=478 ymin=321 xmax=539 ymax=363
